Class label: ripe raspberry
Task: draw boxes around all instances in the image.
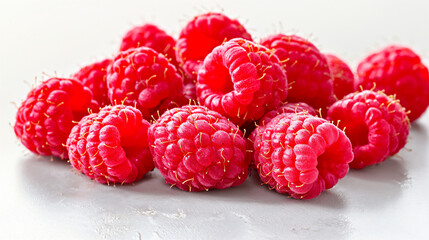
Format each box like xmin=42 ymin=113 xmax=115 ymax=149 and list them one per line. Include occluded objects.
xmin=197 ymin=38 xmax=288 ymax=125
xmin=356 ymin=45 xmax=429 ymax=122
xmin=72 ymin=58 xmax=112 ymax=107
xmin=119 ymin=23 xmax=177 ymax=66
xmin=106 ymin=47 xmax=184 ymax=119
xmin=148 ymin=105 xmax=250 ymax=192
xmin=67 ymin=105 xmax=154 ymax=184
xmin=325 ymin=54 xmax=355 ymax=100
xmin=260 ymin=34 xmax=335 ymax=112
xmin=14 ymin=78 xmax=99 ymax=159
xmin=327 ymin=90 xmax=410 ymax=169
xmin=175 ymin=12 xmax=252 ymax=81
xmin=253 ymin=113 xmax=353 ymax=199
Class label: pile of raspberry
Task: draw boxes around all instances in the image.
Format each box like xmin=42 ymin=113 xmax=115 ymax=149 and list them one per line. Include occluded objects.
xmin=14 ymin=12 xmax=428 ymax=200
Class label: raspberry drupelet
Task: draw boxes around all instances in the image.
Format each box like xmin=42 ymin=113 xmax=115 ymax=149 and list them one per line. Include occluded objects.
xmin=253 ymin=113 xmax=353 ymax=199
xmin=197 ymin=38 xmax=288 ymax=125
xmin=356 ymin=45 xmax=429 ymax=122
xmin=148 ymin=105 xmax=250 ymax=192
xmin=106 ymin=47 xmax=184 ymax=120
xmin=67 ymin=105 xmax=154 ymax=184
xmin=14 ymin=78 xmax=99 ymax=159
xmin=327 ymin=90 xmax=410 ymax=169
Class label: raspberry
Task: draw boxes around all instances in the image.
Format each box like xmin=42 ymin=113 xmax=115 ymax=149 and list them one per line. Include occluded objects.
xmin=197 ymin=38 xmax=288 ymax=125
xmin=356 ymin=45 xmax=429 ymax=122
xmin=325 ymin=54 xmax=355 ymax=100
xmin=326 ymin=90 xmax=410 ymax=169
xmin=253 ymin=113 xmax=353 ymax=199
xmin=72 ymin=58 xmax=112 ymax=107
xmin=148 ymin=105 xmax=250 ymax=192
xmin=14 ymin=78 xmax=99 ymax=159
xmin=106 ymin=47 xmax=184 ymax=119
xmin=119 ymin=23 xmax=177 ymax=66
xmin=175 ymin=12 xmax=252 ymax=81
xmin=260 ymin=34 xmax=335 ymax=112
xmin=67 ymin=105 xmax=154 ymax=184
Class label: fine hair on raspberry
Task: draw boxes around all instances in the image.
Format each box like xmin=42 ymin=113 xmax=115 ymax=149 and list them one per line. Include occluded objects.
xmin=327 ymin=90 xmax=410 ymax=169
xmin=175 ymin=12 xmax=252 ymax=81
xmin=119 ymin=23 xmax=178 ymax=66
xmin=14 ymin=78 xmax=99 ymax=159
xmin=197 ymin=38 xmax=288 ymax=125
xmin=260 ymin=34 xmax=335 ymax=112
xmin=106 ymin=46 xmax=184 ymax=120
xmin=253 ymin=113 xmax=353 ymax=199
xmin=67 ymin=105 xmax=154 ymax=184
xmin=148 ymin=105 xmax=250 ymax=192
xmin=356 ymin=45 xmax=429 ymax=122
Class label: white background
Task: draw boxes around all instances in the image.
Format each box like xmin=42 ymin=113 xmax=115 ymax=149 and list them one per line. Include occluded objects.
xmin=1 ymin=0 xmax=428 ymax=239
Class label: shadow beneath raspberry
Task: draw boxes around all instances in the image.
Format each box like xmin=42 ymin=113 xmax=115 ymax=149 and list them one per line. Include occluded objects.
xmin=407 ymin=121 xmax=429 ymax=166
xmin=120 ymin=169 xmax=291 ymax=205
xmin=123 ymin=169 xmax=345 ymax=209
xmin=340 ymin=158 xmax=408 ymax=209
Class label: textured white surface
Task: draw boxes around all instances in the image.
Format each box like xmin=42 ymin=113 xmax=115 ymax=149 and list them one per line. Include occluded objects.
xmin=1 ymin=0 xmax=429 ymax=239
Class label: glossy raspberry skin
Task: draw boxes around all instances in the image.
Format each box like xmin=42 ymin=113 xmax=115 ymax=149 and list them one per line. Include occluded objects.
xmin=120 ymin=23 xmax=177 ymax=66
xmin=67 ymin=105 xmax=154 ymax=184
xmin=175 ymin=12 xmax=252 ymax=81
xmin=148 ymin=105 xmax=250 ymax=192
xmin=325 ymin=54 xmax=355 ymax=100
xmin=253 ymin=113 xmax=353 ymax=199
xmin=356 ymin=45 xmax=429 ymax=122
xmin=14 ymin=78 xmax=99 ymax=159
xmin=106 ymin=47 xmax=184 ymax=119
xmin=72 ymin=58 xmax=112 ymax=107
xmin=260 ymin=34 xmax=335 ymax=111
xmin=197 ymin=38 xmax=288 ymax=125
xmin=327 ymin=90 xmax=410 ymax=169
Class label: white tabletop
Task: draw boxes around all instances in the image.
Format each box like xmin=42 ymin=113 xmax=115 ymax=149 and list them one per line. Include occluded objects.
xmin=1 ymin=0 xmax=429 ymax=239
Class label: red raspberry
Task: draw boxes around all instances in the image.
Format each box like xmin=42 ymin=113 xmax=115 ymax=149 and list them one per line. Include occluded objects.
xmin=106 ymin=47 xmax=184 ymax=119
xmin=148 ymin=105 xmax=250 ymax=192
xmin=175 ymin=12 xmax=252 ymax=81
xmin=14 ymin=78 xmax=99 ymax=159
xmin=260 ymin=34 xmax=335 ymax=112
xmin=72 ymin=58 xmax=112 ymax=107
xmin=197 ymin=38 xmax=288 ymax=125
xmin=119 ymin=23 xmax=177 ymax=66
xmin=325 ymin=54 xmax=355 ymax=100
xmin=67 ymin=105 xmax=154 ymax=184
xmin=356 ymin=45 xmax=429 ymax=122
xmin=253 ymin=113 xmax=353 ymax=199
xmin=327 ymin=90 xmax=410 ymax=169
